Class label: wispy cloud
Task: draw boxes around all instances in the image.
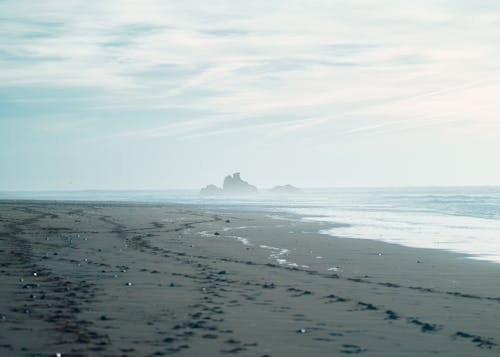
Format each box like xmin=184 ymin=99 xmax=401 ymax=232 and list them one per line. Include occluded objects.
xmin=2 ymin=0 xmax=500 ymax=139
xmin=3 ymin=1 xmax=500 ymax=189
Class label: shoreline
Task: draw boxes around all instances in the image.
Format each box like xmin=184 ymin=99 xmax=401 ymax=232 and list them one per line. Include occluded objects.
xmin=1 ymin=200 xmax=499 ymax=356
xmin=3 ymin=197 xmax=500 ymax=266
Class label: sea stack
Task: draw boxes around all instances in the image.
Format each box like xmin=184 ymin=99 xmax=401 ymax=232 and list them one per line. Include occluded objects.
xmin=200 ymin=172 xmax=258 ymax=196
xmin=200 ymin=184 xmax=223 ymax=195
xmin=222 ymin=172 xmax=258 ymax=195
xmin=270 ymin=184 xmax=302 ymax=194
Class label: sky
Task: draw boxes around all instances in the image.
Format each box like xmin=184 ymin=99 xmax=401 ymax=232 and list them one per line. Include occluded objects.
xmin=1 ymin=0 xmax=500 ymax=190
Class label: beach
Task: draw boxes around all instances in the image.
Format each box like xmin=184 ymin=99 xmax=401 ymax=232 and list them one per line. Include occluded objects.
xmin=1 ymin=200 xmax=499 ymax=356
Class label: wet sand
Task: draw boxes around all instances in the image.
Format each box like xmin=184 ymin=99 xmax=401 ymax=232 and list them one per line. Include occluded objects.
xmin=1 ymin=200 xmax=499 ymax=356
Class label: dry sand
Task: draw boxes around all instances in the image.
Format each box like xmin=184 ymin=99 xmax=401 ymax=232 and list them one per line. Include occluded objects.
xmin=1 ymin=200 xmax=499 ymax=356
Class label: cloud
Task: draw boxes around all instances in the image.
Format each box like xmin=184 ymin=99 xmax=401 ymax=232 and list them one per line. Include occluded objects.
xmin=1 ymin=0 xmax=500 ymax=140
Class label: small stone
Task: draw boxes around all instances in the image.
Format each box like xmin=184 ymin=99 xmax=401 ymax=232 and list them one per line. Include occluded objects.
xmin=225 ymin=219 xmax=231 ymax=223
xmin=217 ymin=270 xmax=226 ymax=275
xmin=214 ymin=232 xmax=220 ymax=236
xmin=126 ymin=282 xmax=132 ymax=286
xmin=169 ymin=282 xmax=176 ymax=287
xmin=297 ymin=328 xmax=306 ymax=334
xmin=33 ymin=272 xmax=37 ymax=277
xmin=100 ymin=315 xmax=108 ymax=321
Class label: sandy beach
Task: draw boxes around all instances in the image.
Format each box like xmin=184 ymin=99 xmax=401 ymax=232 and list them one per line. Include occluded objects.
xmin=1 ymin=200 xmax=499 ymax=356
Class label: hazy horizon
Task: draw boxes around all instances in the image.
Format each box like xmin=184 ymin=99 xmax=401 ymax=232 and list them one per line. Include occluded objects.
xmin=2 ymin=1 xmax=500 ymax=191
xmin=2 ymin=183 xmax=500 ymax=193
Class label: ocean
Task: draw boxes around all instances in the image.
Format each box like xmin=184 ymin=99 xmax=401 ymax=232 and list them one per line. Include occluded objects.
xmin=2 ymin=187 xmax=499 ymax=263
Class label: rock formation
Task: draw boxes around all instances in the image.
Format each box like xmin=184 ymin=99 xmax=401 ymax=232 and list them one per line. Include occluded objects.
xmin=199 ymin=184 xmax=223 ymax=195
xmin=270 ymin=184 xmax=302 ymax=194
xmin=222 ymin=172 xmax=258 ymax=194
xmin=200 ymin=172 xmax=258 ymax=196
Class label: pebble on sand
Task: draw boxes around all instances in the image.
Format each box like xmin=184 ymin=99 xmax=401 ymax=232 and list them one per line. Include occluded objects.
xmin=126 ymin=282 xmax=132 ymax=286
xmin=297 ymin=328 xmax=306 ymax=334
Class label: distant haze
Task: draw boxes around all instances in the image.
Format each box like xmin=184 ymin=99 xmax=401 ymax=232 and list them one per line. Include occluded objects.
xmin=1 ymin=1 xmax=500 ymax=190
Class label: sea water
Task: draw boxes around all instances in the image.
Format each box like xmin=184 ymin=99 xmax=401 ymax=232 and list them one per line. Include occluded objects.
xmin=285 ymin=187 xmax=500 ymax=263
xmin=2 ymin=187 xmax=499 ymax=263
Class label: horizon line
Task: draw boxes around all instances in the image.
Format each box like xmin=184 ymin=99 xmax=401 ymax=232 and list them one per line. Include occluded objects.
xmin=1 ymin=184 xmax=499 ymax=193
